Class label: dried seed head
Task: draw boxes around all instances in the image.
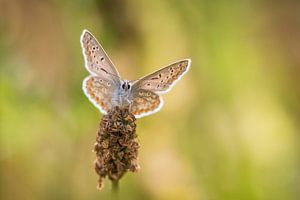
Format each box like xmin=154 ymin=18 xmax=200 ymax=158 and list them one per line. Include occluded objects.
xmin=94 ymin=106 xmax=140 ymax=189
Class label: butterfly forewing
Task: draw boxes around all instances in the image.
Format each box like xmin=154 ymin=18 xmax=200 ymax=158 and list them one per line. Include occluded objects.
xmin=132 ymin=59 xmax=190 ymax=94
xmin=131 ymin=89 xmax=163 ymax=118
xmin=81 ymin=30 xmax=121 ymax=85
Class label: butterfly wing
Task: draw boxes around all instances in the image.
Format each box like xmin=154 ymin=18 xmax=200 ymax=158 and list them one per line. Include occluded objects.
xmin=82 ymin=76 xmax=116 ymax=114
xmin=130 ymin=59 xmax=191 ymax=118
xmin=81 ymin=29 xmax=122 ymax=114
xmin=81 ymin=29 xmax=121 ymax=84
xmin=130 ymin=89 xmax=163 ymax=118
xmin=132 ymin=59 xmax=191 ymax=94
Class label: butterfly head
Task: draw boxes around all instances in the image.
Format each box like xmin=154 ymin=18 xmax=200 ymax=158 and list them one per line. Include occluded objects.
xmin=121 ymin=80 xmax=131 ymax=92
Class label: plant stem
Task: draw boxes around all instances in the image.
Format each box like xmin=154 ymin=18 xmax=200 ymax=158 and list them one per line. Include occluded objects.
xmin=111 ymin=180 xmax=119 ymax=199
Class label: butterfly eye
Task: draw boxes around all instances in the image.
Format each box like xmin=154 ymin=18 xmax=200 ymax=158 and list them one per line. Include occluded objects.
xmin=128 ymin=84 xmax=131 ymax=90
xmin=122 ymin=84 xmax=125 ymax=89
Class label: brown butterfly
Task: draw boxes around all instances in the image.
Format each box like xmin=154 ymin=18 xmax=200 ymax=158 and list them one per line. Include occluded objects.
xmin=81 ymin=29 xmax=191 ymax=118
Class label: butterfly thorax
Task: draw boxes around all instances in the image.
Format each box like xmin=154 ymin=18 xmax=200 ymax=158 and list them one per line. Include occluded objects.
xmin=111 ymin=80 xmax=133 ymax=107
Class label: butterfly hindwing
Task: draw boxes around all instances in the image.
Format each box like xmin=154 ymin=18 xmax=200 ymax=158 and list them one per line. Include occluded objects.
xmin=82 ymin=76 xmax=115 ymax=114
xmin=131 ymin=89 xmax=163 ymax=118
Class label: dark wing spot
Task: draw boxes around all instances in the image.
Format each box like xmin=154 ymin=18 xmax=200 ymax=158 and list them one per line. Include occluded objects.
xmin=100 ymin=57 xmax=105 ymax=62
xmin=100 ymin=68 xmax=108 ymax=74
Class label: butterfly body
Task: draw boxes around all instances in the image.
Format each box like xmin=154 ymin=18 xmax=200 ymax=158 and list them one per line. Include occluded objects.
xmin=111 ymin=80 xmax=133 ymax=107
xmin=81 ymin=29 xmax=191 ymax=118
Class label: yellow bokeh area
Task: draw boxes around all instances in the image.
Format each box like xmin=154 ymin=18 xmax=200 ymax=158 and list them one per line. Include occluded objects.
xmin=1 ymin=0 xmax=300 ymax=199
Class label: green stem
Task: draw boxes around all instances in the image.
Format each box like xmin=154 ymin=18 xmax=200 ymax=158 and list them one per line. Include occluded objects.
xmin=111 ymin=180 xmax=119 ymax=199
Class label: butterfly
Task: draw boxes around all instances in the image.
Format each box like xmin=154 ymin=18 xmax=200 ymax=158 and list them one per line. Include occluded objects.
xmin=80 ymin=29 xmax=191 ymax=118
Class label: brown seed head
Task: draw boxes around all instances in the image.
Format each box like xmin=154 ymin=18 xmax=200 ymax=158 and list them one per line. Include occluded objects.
xmin=94 ymin=106 xmax=140 ymax=190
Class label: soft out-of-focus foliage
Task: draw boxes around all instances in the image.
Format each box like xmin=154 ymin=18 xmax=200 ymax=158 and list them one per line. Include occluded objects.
xmin=1 ymin=0 xmax=300 ymax=199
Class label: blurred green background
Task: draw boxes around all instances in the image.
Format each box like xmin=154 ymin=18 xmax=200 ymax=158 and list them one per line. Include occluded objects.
xmin=1 ymin=0 xmax=300 ymax=199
